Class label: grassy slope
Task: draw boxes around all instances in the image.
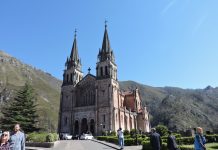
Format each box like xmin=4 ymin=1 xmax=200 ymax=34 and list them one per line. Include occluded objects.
xmin=0 ymin=51 xmax=61 ymax=132
xmin=120 ymin=81 xmax=218 ymax=131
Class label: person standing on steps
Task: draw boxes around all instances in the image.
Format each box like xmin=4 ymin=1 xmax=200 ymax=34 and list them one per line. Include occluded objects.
xmin=117 ymin=128 xmax=124 ymax=150
xmin=10 ymin=124 xmax=25 ymax=150
xmin=150 ymin=128 xmax=162 ymax=150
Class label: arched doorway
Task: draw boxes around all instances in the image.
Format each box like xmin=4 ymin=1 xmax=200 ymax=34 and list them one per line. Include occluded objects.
xmin=81 ymin=118 xmax=88 ymax=134
xmin=74 ymin=120 xmax=79 ymax=135
xmin=90 ymin=119 xmax=95 ymax=135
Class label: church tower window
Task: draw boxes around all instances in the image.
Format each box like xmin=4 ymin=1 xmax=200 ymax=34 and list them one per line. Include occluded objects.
xmin=105 ymin=66 xmax=108 ymax=75
xmin=67 ymin=74 xmax=69 ymax=82
xmin=103 ymin=114 xmax=106 ymax=123
xmin=70 ymin=73 xmax=73 ymax=82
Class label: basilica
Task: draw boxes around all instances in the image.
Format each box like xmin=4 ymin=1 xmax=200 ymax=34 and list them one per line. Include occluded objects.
xmin=58 ymin=24 xmax=150 ymax=135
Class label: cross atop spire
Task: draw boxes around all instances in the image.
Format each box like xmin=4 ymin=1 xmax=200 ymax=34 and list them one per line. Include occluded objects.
xmin=88 ymin=67 xmax=91 ymax=74
xmin=74 ymin=28 xmax=77 ymax=38
xmin=105 ymin=20 xmax=108 ymax=29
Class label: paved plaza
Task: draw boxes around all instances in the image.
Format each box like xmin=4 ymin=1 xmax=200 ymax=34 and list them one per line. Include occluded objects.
xmin=27 ymin=140 xmax=142 ymax=150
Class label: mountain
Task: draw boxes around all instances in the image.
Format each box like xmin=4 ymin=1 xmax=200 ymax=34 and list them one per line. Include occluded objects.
xmin=0 ymin=50 xmax=218 ymax=132
xmin=0 ymin=50 xmax=62 ymax=132
xmin=120 ymin=81 xmax=218 ymax=131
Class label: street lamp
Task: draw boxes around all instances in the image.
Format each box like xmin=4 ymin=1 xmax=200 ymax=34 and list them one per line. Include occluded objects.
xmin=100 ymin=123 xmax=104 ymax=136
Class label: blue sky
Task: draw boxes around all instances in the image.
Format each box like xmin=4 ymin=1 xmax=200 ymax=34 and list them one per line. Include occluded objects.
xmin=0 ymin=0 xmax=218 ymax=89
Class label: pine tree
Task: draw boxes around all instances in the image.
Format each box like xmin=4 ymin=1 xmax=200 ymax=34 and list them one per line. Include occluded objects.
xmin=0 ymin=82 xmax=39 ymax=133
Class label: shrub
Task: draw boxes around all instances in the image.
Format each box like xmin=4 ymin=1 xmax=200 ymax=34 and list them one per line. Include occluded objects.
xmin=179 ymin=145 xmax=194 ymax=150
xmin=26 ymin=133 xmax=58 ymax=143
xmin=108 ymin=131 xmax=116 ymax=136
xmin=177 ymin=137 xmax=194 ymax=145
xmin=156 ymin=125 xmax=168 ymax=136
xmin=205 ymin=134 xmax=218 ymax=142
xmin=53 ymin=133 xmax=59 ymax=141
xmin=46 ymin=133 xmax=54 ymax=142
xmin=124 ymin=138 xmax=135 ymax=146
xmin=130 ymin=129 xmax=136 ymax=135
xmin=161 ymin=142 xmax=167 ymax=150
xmin=123 ymin=130 xmax=130 ymax=135
xmin=174 ymin=133 xmax=182 ymax=138
xmin=107 ymin=137 xmax=118 ymax=144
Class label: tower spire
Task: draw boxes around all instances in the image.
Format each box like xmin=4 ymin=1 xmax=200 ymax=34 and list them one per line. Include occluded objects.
xmin=70 ymin=29 xmax=79 ymax=62
xmin=102 ymin=20 xmax=111 ymax=52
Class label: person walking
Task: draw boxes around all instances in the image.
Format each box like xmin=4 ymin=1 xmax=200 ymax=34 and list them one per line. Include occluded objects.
xmin=194 ymin=127 xmax=206 ymax=150
xmin=0 ymin=131 xmax=10 ymax=150
xmin=10 ymin=124 xmax=25 ymax=150
xmin=150 ymin=128 xmax=162 ymax=150
xmin=167 ymin=130 xmax=179 ymax=150
xmin=117 ymin=128 xmax=124 ymax=150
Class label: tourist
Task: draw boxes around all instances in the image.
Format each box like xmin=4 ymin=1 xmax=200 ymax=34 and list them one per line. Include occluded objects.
xmin=167 ymin=130 xmax=179 ymax=150
xmin=150 ymin=128 xmax=162 ymax=150
xmin=194 ymin=127 xmax=206 ymax=150
xmin=0 ymin=131 xmax=10 ymax=150
xmin=10 ymin=124 xmax=25 ymax=150
xmin=117 ymin=128 xmax=124 ymax=149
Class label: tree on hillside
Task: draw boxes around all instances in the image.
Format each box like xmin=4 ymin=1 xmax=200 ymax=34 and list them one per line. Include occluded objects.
xmin=0 ymin=82 xmax=39 ymax=133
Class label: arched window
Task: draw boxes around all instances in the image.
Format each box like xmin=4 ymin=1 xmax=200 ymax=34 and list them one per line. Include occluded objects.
xmin=70 ymin=73 xmax=73 ymax=82
xmin=67 ymin=74 xmax=69 ymax=82
xmin=103 ymin=114 xmax=106 ymax=123
xmin=105 ymin=66 xmax=108 ymax=75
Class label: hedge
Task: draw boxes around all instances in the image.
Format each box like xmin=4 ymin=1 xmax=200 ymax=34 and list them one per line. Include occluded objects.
xmin=205 ymin=135 xmax=218 ymax=143
xmin=26 ymin=133 xmax=58 ymax=142
xmin=177 ymin=137 xmax=194 ymax=145
xmin=142 ymin=141 xmax=167 ymax=150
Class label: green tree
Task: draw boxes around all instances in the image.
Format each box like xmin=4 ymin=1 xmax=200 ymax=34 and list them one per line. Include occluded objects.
xmin=156 ymin=125 xmax=168 ymax=136
xmin=0 ymin=83 xmax=39 ymax=133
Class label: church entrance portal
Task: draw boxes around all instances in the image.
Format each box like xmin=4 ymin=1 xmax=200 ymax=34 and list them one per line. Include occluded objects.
xmin=74 ymin=120 xmax=79 ymax=135
xmin=81 ymin=118 xmax=88 ymax=134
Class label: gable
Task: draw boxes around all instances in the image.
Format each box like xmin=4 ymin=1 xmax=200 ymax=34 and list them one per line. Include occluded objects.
xmin=76 ymin=74 xmax=96 ymax=87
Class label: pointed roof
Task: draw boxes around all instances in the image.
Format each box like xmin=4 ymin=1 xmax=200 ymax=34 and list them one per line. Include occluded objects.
xmin=70 ymin=29 xmax=79 ymax=61
xmin=101 ymin=23 xmax=111 ymax=52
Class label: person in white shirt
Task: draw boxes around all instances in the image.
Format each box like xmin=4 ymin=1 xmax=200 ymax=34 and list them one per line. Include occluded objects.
xmin=117 ymin=128 xmax=124 ymax=149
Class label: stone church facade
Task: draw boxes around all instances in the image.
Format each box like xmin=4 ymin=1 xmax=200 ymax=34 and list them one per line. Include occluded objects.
xmin=58 ymin=24 xmax=150 ymax=135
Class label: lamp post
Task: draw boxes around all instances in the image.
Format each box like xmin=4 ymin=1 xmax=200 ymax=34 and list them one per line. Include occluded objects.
xmin=100 ymin=123 xmax=103 ymax=135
